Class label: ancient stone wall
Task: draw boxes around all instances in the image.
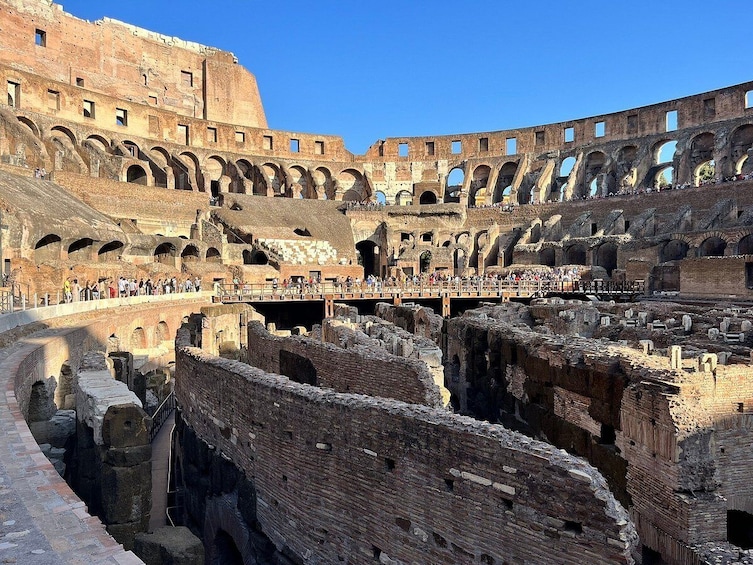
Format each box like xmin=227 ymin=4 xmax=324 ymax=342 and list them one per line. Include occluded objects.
xmin=446 ymin=305 xmax=753 ymax=563
xmin=247 ymin=321 xmax=443 ymax=407
xmin=176 ymin=337 xmax=637 ymax=564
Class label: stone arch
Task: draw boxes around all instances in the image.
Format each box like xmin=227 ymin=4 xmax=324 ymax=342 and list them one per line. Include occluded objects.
xmin=49 ymin=125 xmax=76 ymax=146
xmin=205 ymin=155 xmax=225 ymax=198
xmin=155 ymin=321 xmax=171 ymax=343
xmin=126 ymin=164 xmax=148 ymax=185
xmin=565 ymin=244 xmax=588 ymax=266
xmin=739 ymin=234 xmax=753 ymax=255
xmin=244 ymin=250 xmax=267 ymax=265
xmin=181 ymin=244 xmax=200 ymax=262
xmin=654 ymin=140 xmax=677 ymax=165
xmin=419 ymin=250 xmax=432 ymax=273
xmin=356 ymin=240 xmax=378 ymax=277
xmin=261 ymin=162 xmax=284 ymax=196
xmin=469 ymin=165 xmax=491 ymax=206
xmin=731 ymin=124 xmax=753 ymax=174
xmin=86 ymin=135 xmax=111 ymax=152
xmin=539 ymin=247 xmax=556 ymax=267
xmin=313 ymin=166 xmax=334 ymax=199
xmin=395 ymin=190 xmax=413 ymax=205
xmin=206 ymin=247 xmax=221 ymax=262
xmin=595 ymin=241 xmax=618 ymax=276
xmin=419 ymin=191 xmax=437 ymax=205
xmin=17 ymin=116 xmax=40 ymax=138
xmin=689 ymin=132 xmax=715 ymax=167
xmin=98 ymin=240 xmax=124 ymax=262
xmin=559 ymin=156 xmax=576 ymax=177
xmin=493 ymin=162 xmax=517 ymax=203
xmin=654 ymin=165 xmax=674 ymax=189
xmin=131 ymin=327 xmax=147 ymax=349
xmin=154 ymin=242 xmax=177 ymax=264
xmin=584 ymin=151 xmax=606 ymax=194
xmin=699 ymin=236 xmax=727 ymax=257
xmin=374 ymin=191 xmax=387 ymax=204
xmin=445 ymin=167 xmax=464 ymax=203
xmin=289 ymin=165 xmax=312 ymax=199
xmin=67 ymin=238 xmax=93 ymax=260
xmin=338 ymin=169 xmax=367 ymax=201
xmin=661 ymin=239 xmax=689 ymax=262
xmin=34 ymin=234 xmax=62 ymax=263
xmin=694 ymin=159 xmax=715 ymax=187
xmin=179 ymin=151 xmax=202 ymax=191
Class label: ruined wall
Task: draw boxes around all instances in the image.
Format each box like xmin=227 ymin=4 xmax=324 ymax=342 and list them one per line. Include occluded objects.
xmin=446 ymin=306 xmax=753 ymax=564
xmin=247 ymin=321 xmax=443 ymax=408
xmin=680 ymin=256 xmax=753 ymax=298
xmin=0 ymin=0 xmax=266 ymax=127
xmin=176 ymin=338 xmax=637 ymax=564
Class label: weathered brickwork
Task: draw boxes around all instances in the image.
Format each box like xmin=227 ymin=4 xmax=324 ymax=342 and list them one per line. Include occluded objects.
xmin=446 ymin=304 xmax=753 ymax=563
xmin=247 ymin=320 xmax=443 ymax=407
xmin=176 ymin=336 xmax=637 ymax=564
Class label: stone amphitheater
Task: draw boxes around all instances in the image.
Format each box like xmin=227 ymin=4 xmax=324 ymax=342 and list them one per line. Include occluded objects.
xmin=1 ymin=0 xmax=753 ymax=564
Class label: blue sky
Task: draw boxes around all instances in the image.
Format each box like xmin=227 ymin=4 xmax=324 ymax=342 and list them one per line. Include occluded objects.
xmin=61 ymin=0 xmax=752 ymax=155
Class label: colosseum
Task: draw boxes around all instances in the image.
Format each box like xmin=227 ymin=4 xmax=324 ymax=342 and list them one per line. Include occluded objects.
xmin=1 ymin=0 xmax=753 ymax=564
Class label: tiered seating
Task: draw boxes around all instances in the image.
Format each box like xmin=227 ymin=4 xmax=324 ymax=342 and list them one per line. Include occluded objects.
xmin=258 ymin=238 xmax=339 ymax=265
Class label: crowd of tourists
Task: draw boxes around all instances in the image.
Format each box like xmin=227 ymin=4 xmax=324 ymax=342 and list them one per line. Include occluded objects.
xmin=62 ymin=275 xmax=203 ymax=303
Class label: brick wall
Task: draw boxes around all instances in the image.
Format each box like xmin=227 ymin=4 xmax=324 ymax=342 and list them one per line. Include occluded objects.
xmin=247 ymin=321 xmax=443 ymax=407
xmin=176 ymin=339 xmax=637 ymax=564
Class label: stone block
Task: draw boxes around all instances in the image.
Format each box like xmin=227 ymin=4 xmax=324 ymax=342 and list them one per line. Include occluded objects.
xmin=639 ymin=340 xmax=654 ymax=355
xmin=134 ymin=526 xmax=204 ymax=565
xmin=102 ymin=404 xmax=150 ymax=448
xmin=670 ymin=346 xmax=682 ymax=370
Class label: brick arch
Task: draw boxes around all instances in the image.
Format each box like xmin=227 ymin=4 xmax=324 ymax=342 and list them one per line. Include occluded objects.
xmin=17 ymin=115 xmax=41 ymax=138
xmin=48 ymin=125 xmax=77 ymax=146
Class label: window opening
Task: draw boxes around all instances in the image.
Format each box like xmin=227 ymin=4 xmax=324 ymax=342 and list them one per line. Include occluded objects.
xmin=665 ymin=110 xmax=678 ymax=132
xmin=47 ymin=90 xmax=59 ymax=110
xmin=314 ymin=140 xmax=324 ymax=154
xmin=290 ymin=138 xmax=300 ymax=153
xmin=505 ymin=137 xmax=517 ymax=155
xmin=207 ymin=127 xmax=217 ymax=143
xmin=35 ymin=29 xmax=46 ymax=47
xmin=595 ymin=121 xmax=605 ymax=137
xmin=746 ymin=90 xmax=753 ymax=109
xmin=425 ymin=141 xmax=435 ymax=156
xmin=398 ymin=142 xmax=408 ymax=157
xmin=178 ymin=124 xmax=189 ymax=145
xmin=7 ymin=81 xmax=19 ymax=108
xmin=181 ymin=70 xmax=193 ymax=87
xmin=83 ymin=99 xmax=95 ymax=118
xmin=236 ymin=131 xmax=245 ymax=144
xmin=535 ymin=130 xmax=545 ymax=145
xmin=479 ymin=137 xmax=489 ymax=152
xmin=263 ymin=135 xmax=273 ymax=150
xmin=115 ymin=108 xmax=128 ymax=126
xmin=451 ymin=140 xmax=461 ymax=154
xmin=75 ymin=77 xmax=84 ymax=87
xmin=564 ymin=127 xmax=575 ymax=143
xmin=627 ymin=114 xmax=638 ymax=133
xmin=704 ymin=97 xmax=716 ymax=119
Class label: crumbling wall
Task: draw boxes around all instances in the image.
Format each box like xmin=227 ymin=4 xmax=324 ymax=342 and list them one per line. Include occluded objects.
xmin=247 ymin=321 xmax=444 ymax=408
xmin=176 ymin=334 xmax=638 ymax=564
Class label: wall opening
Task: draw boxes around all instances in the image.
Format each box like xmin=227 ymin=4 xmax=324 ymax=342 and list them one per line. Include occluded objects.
xmin=279 ymin=350 xmax=317 ymax=386
xmin=451 ymin=140 xmax=462 ymax=154
xmin=505 ymin=137 xmax=517 ymax=155
xmin=728 ymin=510 xmax=753 ymax=549
xmin=398 ymin=142 xmax=408 ymax=157
xmin=564 ymin=127 xmax=574 ymax=143
xmin=356 ymin=240 xmax=378 ymax=278
xmin=126 ymin=164 xmax=147 ymax=185
xmin=595 ymin=121 xmax=605 ymax=137
xmin=35 ymin=29 xmax=46 ymax=47
xmin=213 ymin=530 xmax=243 ymax=564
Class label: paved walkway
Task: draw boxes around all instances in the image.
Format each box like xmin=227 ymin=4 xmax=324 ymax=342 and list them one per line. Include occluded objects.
xmin=149 ymin=412 xmax=175 ymax=532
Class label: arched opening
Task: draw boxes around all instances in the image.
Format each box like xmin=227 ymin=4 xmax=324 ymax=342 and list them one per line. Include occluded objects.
xmin=205 ymin=156 xmax=225 ymax=198
xmin=655 ymin=140 xmax=677 ymax=165
xmin=565 ymin=244 xmax=588 ymax=266
xmin=34 ymin=234 xmax=62 ymax=263
xmin=699 ymin=236 xmax=727 ymax=257
xmin=469 ymin=165 xmax=490 ymax=206
xmin=67 ymin=238 xmax=93 ymax=260
xmin=50 ymin=125 xmax=76 ymax=146
xmin=356 ymin=240 xmax=378 ymax=278
xmin=539 ymin=248 xmax=556 ymax=267
xmin=655 ymin=166 xmax=674 ymax=189
xmin=493 ymin=162 xmax=517 ymax=204
xmin=445 ymin=168 xmax=464 ymax=203
xmin=156 ymin=321 xmax=171 ymax=342
xmin=694 ymin=160 xmax=715 ymax=186
xmin=661 ymin=240 xmax=689 ymax=262
xmin=181 ymin=245 xmax=200 ymax=262
xmin=728 ymin=510 xmax=753 ymax=549
xmin=595 ymin=242 xmax=618 ymax=276
xmin=529 ymin=223 xmax=541 ymax=244
xmin=419 ymin=251 xmax=432 ymax=273
xmin=589 ymin=178 xmax=599 ymax=197
xmin=213 ymin=529 xmax=243 ymax=564
xmin=339 ymin=169 xmax=367 ymax=202
xmin=313 ymin=167 xmax=334 ymax=199
xmin=131 ymin=327 xmax=147 ymax=349
xmin=739 ymin=235 xmax=753 ymax=255
xmin=17 ymin=116 xmax=40 ymax=138
xmin=419 ymin=191 xmax=437 ymax=205
xmin=98 ymin=241 xmax=124 ymax=262
xmin=126 ymin=164 xmax=148 ymax=185
xmin=585 ymin=151 xmax=606 ymax=196
xmin=206 ymin=247 xmax=221 ymax=263
xmin=731 ymin=125 xmax=753 ymax=174
xmin=374 ymin=191 xmax=387 ymax=205
xmin=244 ymin=250 xmax=268 ymax=265
xmin=154 ymin=242 xmax=177 ymax=264
xmin=395 ymin=190 xmax=413 ymax=206
xmin=559 ymin=156 xmax=576 ymax=177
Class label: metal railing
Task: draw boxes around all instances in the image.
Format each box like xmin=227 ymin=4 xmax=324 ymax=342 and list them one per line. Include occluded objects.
xmin=149 ymin=390 xmax=176 ymax=443
xmin=217 ymin=278 xmax=646 ymax=302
